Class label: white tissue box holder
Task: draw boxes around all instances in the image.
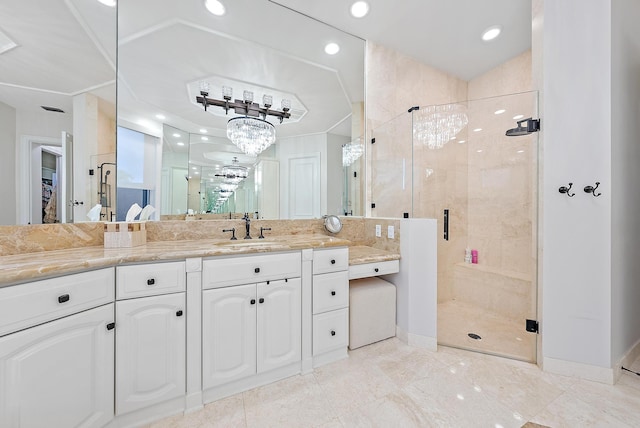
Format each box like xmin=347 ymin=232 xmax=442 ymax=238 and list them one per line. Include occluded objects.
xmin=104 ymin=221 xmax=147 ymax=248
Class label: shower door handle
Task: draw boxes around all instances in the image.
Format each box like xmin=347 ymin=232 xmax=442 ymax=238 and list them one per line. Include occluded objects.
xmin=444 ymin=209 xmax=449 ymax=241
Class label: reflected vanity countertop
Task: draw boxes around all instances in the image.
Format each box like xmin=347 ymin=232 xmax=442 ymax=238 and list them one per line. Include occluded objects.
xmin=348 ymin=245 xmax=401 ymax=265
xmin=0 ymin=234 xmax=351 ymax=287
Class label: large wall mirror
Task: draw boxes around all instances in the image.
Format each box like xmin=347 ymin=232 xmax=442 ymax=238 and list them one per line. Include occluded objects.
xmin=0 ymin=0 xmax=117 ymax=225
xmin=117 ymin=0 xmax=365 ymax=220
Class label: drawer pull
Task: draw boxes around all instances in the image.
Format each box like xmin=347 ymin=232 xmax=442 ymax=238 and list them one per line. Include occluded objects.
xmin=374 ymin=268 xmax=379 ymax=273
xmin=106 ymin=322 xmax=115 ymax=331
xmin=331 ymin=291 xmax=336 ymax=296
xmin=147 ymin=278 xmax=156 ymax=286
xmin=250 ymin=299 xmax=256 ymax=305
xmin=58 ymin=294 xmax=70 ymax=304
xmin=259 ymin=298 xmax=265 ymax=304
xmin=254 ymin=267 xmax=260 ymax=273
xmin=330 ymin=330 xmax=336 ymax=336
xmin=330 ymin=259 xmax=336 ymax=265
xmin=176 ymin=310 xmax=183 ymax=317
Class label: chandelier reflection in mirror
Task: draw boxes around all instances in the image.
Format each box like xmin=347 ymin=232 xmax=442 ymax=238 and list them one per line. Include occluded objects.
xmin=210 ymin=157 xmax=248 ymax=209
xmin=413 ymin=104 xmax=468 ymax=149
xmin=342 ymin=139 xmax=364 ymax=167
xmin=196 ymin=83 xmax=291 ymax=156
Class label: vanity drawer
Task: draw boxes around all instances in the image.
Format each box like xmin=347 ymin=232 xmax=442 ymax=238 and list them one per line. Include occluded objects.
xmin=0 ymin=268 xmax=115 ymax=336
xmin=313 ymin=271 xmax=349 ymax=314
xmin=116 ymin=261 xmax=186 ymax=299
xmin=203 ymin=252 xmax=301 ymax=289
xmin=312 ymin=247 xmax=348 ymax=275
xmin=348 ymin=260 xmax=400 ymax=280
xmin=313 ymin=308 xmax=349 ymax=355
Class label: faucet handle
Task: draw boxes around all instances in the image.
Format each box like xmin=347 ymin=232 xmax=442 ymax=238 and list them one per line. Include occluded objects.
xmin=222 ymin=228 xmax=237 ymax=240
xmin=259 ymin=227 xmax=272 ymax=239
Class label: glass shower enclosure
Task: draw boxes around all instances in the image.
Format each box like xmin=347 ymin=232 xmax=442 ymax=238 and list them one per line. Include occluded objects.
xmin=371 ymin=91 xmax=539 ymax=362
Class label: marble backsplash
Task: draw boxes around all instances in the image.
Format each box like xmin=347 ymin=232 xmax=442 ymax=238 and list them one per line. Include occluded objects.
xmin=0 ymin=217 xmax=401 ymax=257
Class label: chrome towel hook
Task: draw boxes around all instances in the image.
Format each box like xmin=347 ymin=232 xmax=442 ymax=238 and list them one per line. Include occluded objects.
xmin=558 ymin=183 xmax=575 ymax=197
xmin=584 ymin=182 xmax=601 ymax=197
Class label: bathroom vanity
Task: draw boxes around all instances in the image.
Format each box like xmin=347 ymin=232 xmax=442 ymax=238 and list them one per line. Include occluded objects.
xmin=0 ymin=236 xmax=399 ymax=428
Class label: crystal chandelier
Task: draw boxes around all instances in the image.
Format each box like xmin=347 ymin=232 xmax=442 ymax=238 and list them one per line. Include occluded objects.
xmin=342 ymin=140 xmax=364 ymax=167
xmin=413 ymin=104 xmax=468 ymax=149
xmin=215 ymin=157 xmax=248 ymax=185
xmin=196 ymin=83 xmax=291 ymax=156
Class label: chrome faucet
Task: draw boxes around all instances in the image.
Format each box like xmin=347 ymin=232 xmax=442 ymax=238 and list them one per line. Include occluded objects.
xmin=242 ymin=213 xmax=252 ymax=239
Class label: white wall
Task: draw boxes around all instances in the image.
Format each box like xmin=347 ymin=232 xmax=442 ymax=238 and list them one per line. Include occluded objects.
xmin=0 ymin=101 xmax=16 ymax=225
xmin=542 ymin=0 xmax=613 ymax=376
xmin=611 ymin=0 xmax=640 ymax=366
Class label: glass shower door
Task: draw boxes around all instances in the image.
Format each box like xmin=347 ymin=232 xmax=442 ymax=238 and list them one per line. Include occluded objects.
xmin=414 ymin=92 xmax=539 ymax=362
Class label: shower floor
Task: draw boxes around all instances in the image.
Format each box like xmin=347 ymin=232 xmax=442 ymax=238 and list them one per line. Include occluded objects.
xmin=437 ymin=299 xmax=536 ymax=362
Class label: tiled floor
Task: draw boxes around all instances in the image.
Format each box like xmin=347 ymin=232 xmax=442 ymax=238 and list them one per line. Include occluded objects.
xmin=146 ymin=338 xmax=640 ymax=428
xmin=438 ymin=299 xmax=536 ymax=362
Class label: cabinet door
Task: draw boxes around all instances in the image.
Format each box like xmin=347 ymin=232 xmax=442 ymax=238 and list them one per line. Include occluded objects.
xmin=0 ymin=303 xmax=114 ymax=428
xmin=257 ymin=278 xmax=301 ymax=373
xmin=115 ymin=293 xmax=186 ymax=415
xmin=202 ymin=284 xmax=256 ymax=389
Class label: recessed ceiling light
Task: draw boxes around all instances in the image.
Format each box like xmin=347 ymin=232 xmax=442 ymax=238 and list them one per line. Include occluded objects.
xmin=473 ymin=128 xmax=482 ymax=132
xmin=481 ymin=25 xmax=502 ymax=42
xmin=177 ymin=142 xmax=185 ymax=146
xmin=201 ymin=136 xmax=209 ymax=141
xmin=97 ymin=0 xmax=116 ymax=7
xmin=155 ymin=114 xmax=166 ymax=120
xmin=324 ymin=43 xmax=340 ymax=55
xmin=205 ymin=0 xmax=225 ymax=16
xmin=517 ymin=150 xmax=524 ymax=153
xmin=199 ymin=129 xmax=207 ymax=133
xmin=195 ymin=171 xmax=200 ymax=175
xmin=350 ymin=1 xmax=370 ymax=18
xmin=494 ymin=109 xmax=506 ymax=115
xmin=172 ymin=133 xmax=180 ymax=137
xmin=513 ymin=114 xmax=524 ymax=120
xmin=476 ymin=149 xmax=483 ymax=153
xmin=192 ymin=167 xmax=197 ymax=170
xmin=458 ymin=140 xmax=466 ymax=144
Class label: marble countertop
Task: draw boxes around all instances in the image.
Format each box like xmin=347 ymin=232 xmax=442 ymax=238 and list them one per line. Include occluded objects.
xmin=0 ymin=236 xmax=400 ymax=287
xmin=348 ymin=245 xmax=401 ymax=265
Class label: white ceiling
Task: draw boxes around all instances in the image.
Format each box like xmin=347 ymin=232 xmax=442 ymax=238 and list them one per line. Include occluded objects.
xmin=0 ymin=0 xmax=531 ymax=156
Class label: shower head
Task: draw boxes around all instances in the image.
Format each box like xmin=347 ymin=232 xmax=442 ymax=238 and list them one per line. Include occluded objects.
xmin=506 ymin=118 xmax=540 ymax=137
xmin=105 ymin=170 xmax=111 ymax=176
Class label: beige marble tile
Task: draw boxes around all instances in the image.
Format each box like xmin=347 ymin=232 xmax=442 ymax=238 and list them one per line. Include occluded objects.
xmin=530 ymin=391 xmax=635 ymax=428
xmin=242 ymin=374 xmax=334 ymax=428
xmin=313 ymin=357 xmax=398 ymax=415
xmin=338 ymin=391 xmax=432 ymax=427
xmin=403 ymin=369 xmax=524 ymax=428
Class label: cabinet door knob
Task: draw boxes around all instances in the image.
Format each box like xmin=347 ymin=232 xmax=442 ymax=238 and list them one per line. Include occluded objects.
xmin=374 ymin=268 xmax=379 ymax=273
xmin=176 ymin=310 xmax=183 ymax=317
xmin=254 ymin=267 xmax=260 ymax=273
xmin=147 ymin=278 xmax=156 ymax=286
xmin=330 ymin=330 xmax=336 ymax=336
xmin=58 ymin=294 xmax=70 ymax=304
xmin=259 ymin=298 xmax=265 ymax=304
xmin=330 ymin=259 xmax=336 ymax=265
xmin=106 ymin=322 xmax=115 ymax=331
xmin=250 ymin=299 xmax=256 ymax=305
xmin=331 ymin=291 xmax=336 ymax=296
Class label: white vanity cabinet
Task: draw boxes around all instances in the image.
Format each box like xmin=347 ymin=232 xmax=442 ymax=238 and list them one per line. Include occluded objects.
xmin=202 ymin=252 xmax=302 ymax=398
xmin=0 ymin=269 xmax=115 ymax=428
xmin=115 ymin=262 xmax=186 ymax=416
xmin=312 ymin=247 xmax=349 ymax=367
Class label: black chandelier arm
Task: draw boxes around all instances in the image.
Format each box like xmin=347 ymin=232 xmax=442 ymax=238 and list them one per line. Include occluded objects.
xmin=196 ymin=95 xmax=290 ymax=121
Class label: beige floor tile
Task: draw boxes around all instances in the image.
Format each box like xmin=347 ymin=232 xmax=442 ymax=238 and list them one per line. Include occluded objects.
xmin=403 ymin=368 xmax=525 ymax=428
xmin=565 ymin=378 xmax=640 ymax=427
xmin=530 ymin=391 xmax=635 ymax=428
xmin=338 ymin=391 xmax=433 ymax=427
xmin=242 ymin=374 xmax=334 ymax=428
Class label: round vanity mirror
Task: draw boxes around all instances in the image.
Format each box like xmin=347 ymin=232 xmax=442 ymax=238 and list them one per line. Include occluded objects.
xmin=324 ymin=215 xmax=343 ymax=234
